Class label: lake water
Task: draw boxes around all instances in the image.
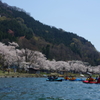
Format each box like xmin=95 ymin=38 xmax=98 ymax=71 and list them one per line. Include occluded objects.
xmin=0 ymin=77 xmax=100 ymax=100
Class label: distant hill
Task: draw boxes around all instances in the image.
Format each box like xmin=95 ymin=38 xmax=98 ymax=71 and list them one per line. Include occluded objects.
xmin=0 ymin=1 xmax=100 ymax=66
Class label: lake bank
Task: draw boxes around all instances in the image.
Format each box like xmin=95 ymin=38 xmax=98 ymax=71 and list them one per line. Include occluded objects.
xmin=0 ymin=70 xmax=45 ymax=78
xmin=0 ymin=70 xmax=98 ymax=78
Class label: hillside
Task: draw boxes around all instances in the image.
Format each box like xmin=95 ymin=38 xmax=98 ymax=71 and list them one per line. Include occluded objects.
xmin=0 ymin=1 xmax=100 ymax=66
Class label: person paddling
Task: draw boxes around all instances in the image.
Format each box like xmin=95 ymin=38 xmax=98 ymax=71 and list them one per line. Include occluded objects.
xmin=64 ymin=76 xmax=70 ymax=80
xmin=95 ymin=76 xmax=98 ymax=81
xmin=88 ymin=76 xmax=94 ymax=82
xmin=97 ymin=75 xmax=100 ymax=83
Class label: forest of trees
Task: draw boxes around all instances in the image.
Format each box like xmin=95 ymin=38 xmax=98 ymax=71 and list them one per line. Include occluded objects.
xmin=0 ymin=1 xmax=100 ymax=66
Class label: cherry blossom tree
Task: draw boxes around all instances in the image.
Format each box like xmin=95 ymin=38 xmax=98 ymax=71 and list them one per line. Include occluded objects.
xmin=0 ymin=42 xmax=100 ymax=74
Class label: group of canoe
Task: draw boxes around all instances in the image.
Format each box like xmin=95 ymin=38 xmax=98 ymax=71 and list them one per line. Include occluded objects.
xmin=47 ymin=75 xmax=100 ymax=84
xmin=46 ymin=75 xmax=83 ymax=82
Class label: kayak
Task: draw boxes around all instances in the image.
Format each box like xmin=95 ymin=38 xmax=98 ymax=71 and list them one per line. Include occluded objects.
xmin=83 ymin=80 xmax=98 ymax=84
xmin=69 ymin=78 xmax=84 ymax=81
xmin=75 ymin=78 xmax=84 ymax=81
xmin=46 ymin=79 xmax=62 ymax=82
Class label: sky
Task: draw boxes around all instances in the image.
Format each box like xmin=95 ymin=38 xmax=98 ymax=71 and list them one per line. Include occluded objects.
xmin=2 ymin=0 xmax=100 ymax=51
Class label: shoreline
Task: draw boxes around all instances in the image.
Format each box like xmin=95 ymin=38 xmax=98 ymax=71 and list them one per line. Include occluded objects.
xmin=0 ymin=71 xmax=97 ymax=78
xmin=0 ymin=71 xmax=47 ymax=78
xmin=0 ymin=75 xmax=47 ymax=78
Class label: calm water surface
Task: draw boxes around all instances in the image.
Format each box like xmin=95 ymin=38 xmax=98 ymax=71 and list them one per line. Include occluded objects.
xmin=0 ymin=77 xmax=100 ymax=100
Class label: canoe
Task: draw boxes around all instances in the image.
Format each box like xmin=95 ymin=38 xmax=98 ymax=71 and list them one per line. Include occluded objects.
xmin=46 ymin=79 xmax=62 ymax=82
xmin=69 ymin=78 xmax=84 ymax=81
xmin=75 ymin=78 xmax=84 ymax=81
xmin=83 ymin=80 xmax=97 ymax=84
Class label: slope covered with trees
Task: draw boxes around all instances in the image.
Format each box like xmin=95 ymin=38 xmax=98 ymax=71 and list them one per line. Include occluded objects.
xmin=0 ymin=1 xmax=100 ymax=66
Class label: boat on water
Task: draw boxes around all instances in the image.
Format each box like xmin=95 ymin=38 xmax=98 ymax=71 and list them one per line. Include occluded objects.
xmin=68 ymin=78 xmax=84 ymax=81
xmin=63 ymin=78 xmax=84 ymax=81
xmin=83 ymin=80 xmax=100 ymax=84
xmin=66 ymin=76 xmax=84 ymax=81
xmin=47 ymin=75 xmax=62 ymax=82
xmin=46 ymin=79 xmax=63 ymax=82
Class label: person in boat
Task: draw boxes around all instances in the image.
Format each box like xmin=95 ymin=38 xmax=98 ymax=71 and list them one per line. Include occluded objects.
xmin=70 ymin=76 xmax=76 ymax=80
xmin=64 ymin=76 xmax=70 ymax=80
xmin=88 ymin=76 xmax=95 ymax=82
xmin=95 ymin=76 xmax=98 ymax=81
xmin=86 ymin=77 xmax=89 ymax=81
xmin=53 ymin=75 xmax=58 ymax=80
xmin=97 ymin=75 xmax=100 ymax=83
xmin=48 ymin=75 xmax=53 ymax=80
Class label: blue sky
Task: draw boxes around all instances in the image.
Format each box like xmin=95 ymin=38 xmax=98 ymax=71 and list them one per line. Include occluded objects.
xmin=2 ymin=0 xmax=100 ymax=51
